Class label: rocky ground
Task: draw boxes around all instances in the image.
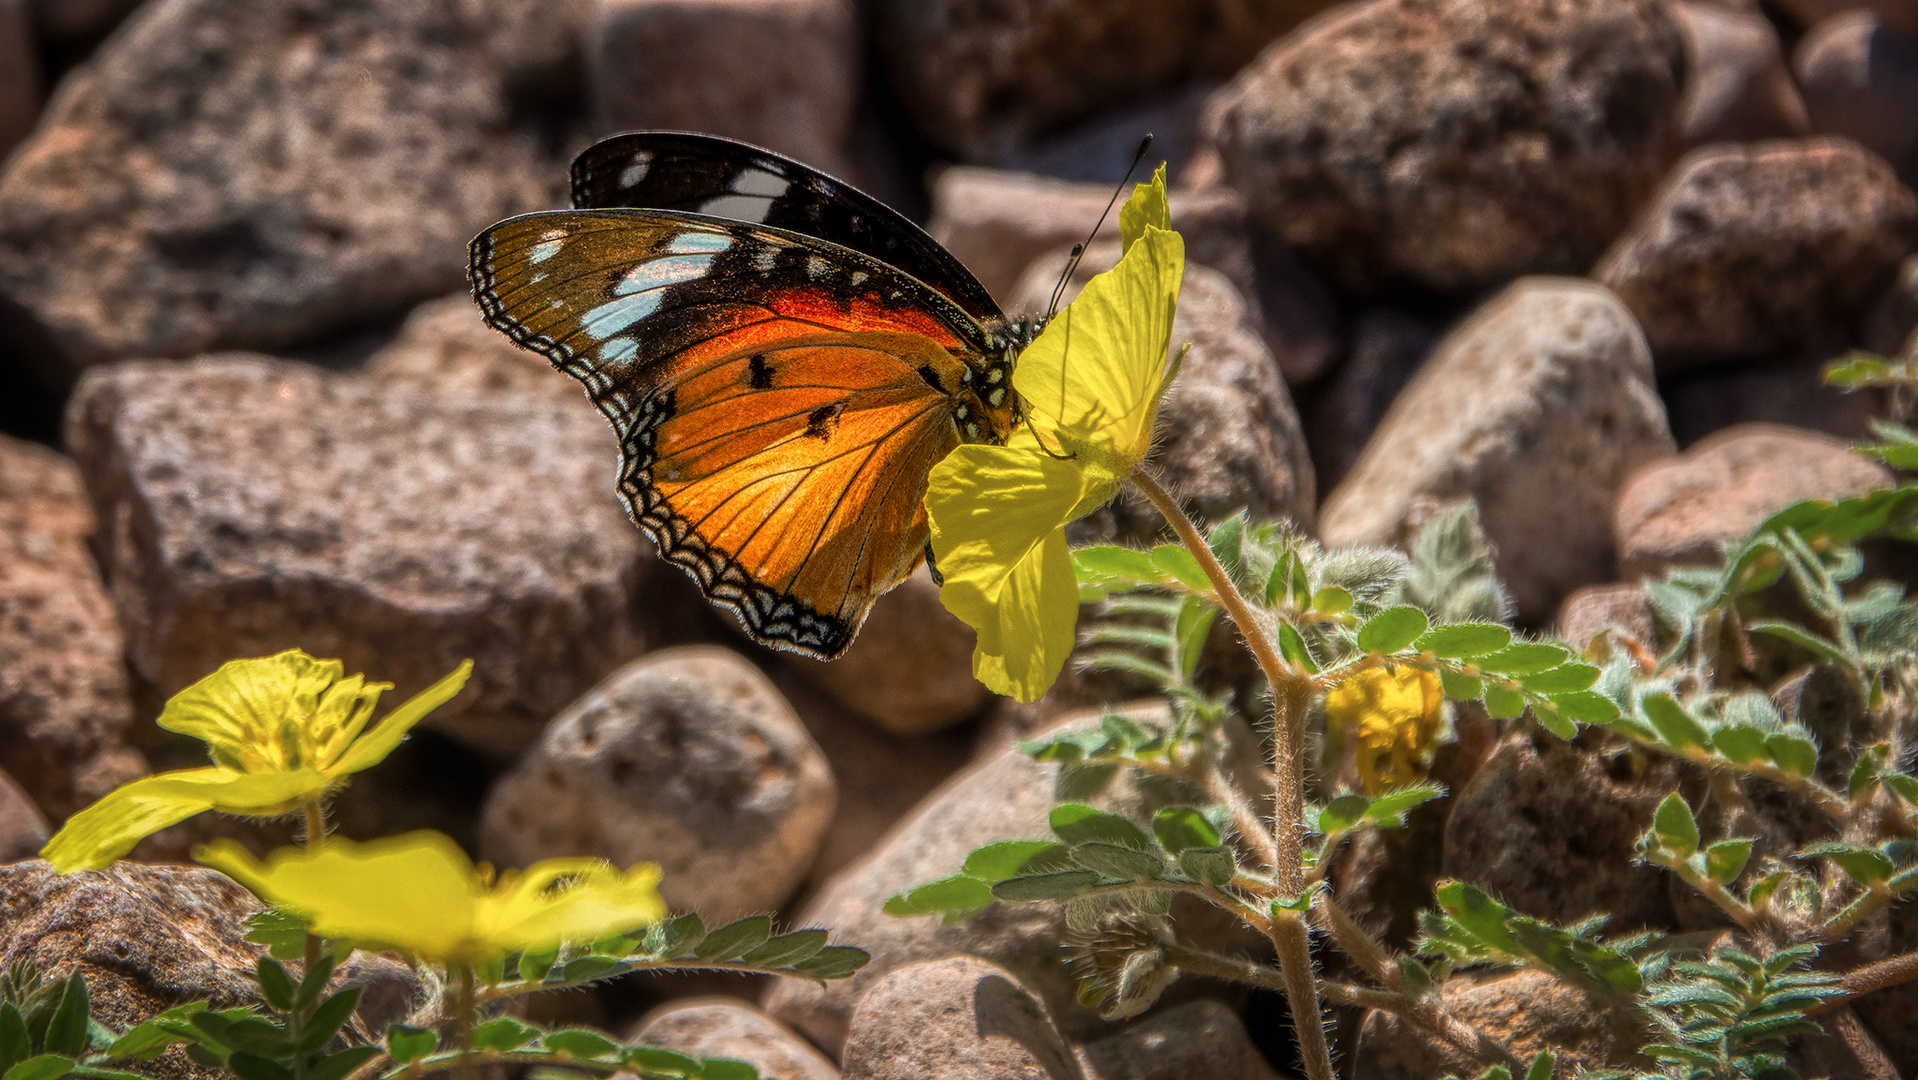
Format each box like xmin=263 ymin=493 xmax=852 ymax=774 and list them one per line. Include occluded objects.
xmin=3 ymin=0 xmax=1918 ymax=1077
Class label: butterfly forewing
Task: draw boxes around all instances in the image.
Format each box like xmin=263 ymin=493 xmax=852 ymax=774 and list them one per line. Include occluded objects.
xmin=570 ymin=132 xmax=1003 ymax=323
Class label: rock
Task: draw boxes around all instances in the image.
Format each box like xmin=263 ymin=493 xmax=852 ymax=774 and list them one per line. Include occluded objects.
xmin=1011 ymin=255 xmax=1316 ymax=541
xmin=0 ymin=433 xmax=147 ymax=820
xmin=1853 ymin=899 xmax=1918 ymax=1073
xmin=481 ymin=647 xmax=835 ymax=922
xmin=872 ymin=0 xmax=1329 ymax=161
xmin=1351 ymin=969 xmax=1646 ymax=1076
xmin=839 ymin=956 xmax=1080 ymax=1080
xmin=1791 ymin=1006 xmax=1900 ymax=1080
xmin=27 ymin=0 xmax=142 ymax=41
xmin=762 ymin=702 xmax=1268 ymax=1055
xmin=1444 ymin=729 xmax=1685 ymax=931
xmin=0 ymin=767 xmax=47 ymax=861
xmin=1076 ymin=999 xmax=1288 ymax=1080
xmin=586 ymin=0 xmax=859 ymax=176
xmin=64 ymin=354 xmax=647 ymax=756
xmin=0 ymin=0 xmax=36 ymax=164
xmin=1593 ymin=138 xmax=1918 ymax=370
xmin=1554 ymin=583 xmax=1655 ymax=656
xmin=1319 ymin=278 xmax=1675 ymax=622
xmin=1000 ymin=83 xmax=1217 ymax=185
xmin=1865 ymin=252 xmax=1918 ymax=354
xmin=789 ymin=567 xmax=989 ymax=737
xmin=1660 ymin=355 xmax=1885 ymax=445
xmin=1301 ymin=306 xmax=1441 ymax=496
xmin=1669 ymin=0 xmax=1810 ymax=146
xmin=1795 ymin=11 xmax=1918 ymax=183
xmin=361 ymin=294 xmax=586 ymax=405
xmin=1207 ymin=0 xmax=1686 ymax=294
xmin=1772 ymin=0 xmax=1918 ymax=41
xmin=1613 ymin=423 xmax=1894 ymax=581
xmin=0 ymin=861 xmax=263 ymax=1080
xmin=0 ymin=0 xmax=579 ymax=385
xmin=631 ymin=999 xmax=839 ymax=1080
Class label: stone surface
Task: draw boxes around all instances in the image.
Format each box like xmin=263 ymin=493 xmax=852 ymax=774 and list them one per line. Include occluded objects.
xmin=1614 ymin=423 xmax=1894 ymax=581
xmin=362 ymin=293 xmax=586 ymax=405
xmin=1796 ymin=11 xmax=1918 ymax=183
xmin=1773 ymin=0 xmax=1918 ymax=40
xmin=839 ymin=956 xmax=1080 ymax=1080
xmin=64 ymin=354 xmax=647 ymax=756
xmin=1594 ymin=138 xmax=1918 ymax=369
xmin=1011 ymin=256 xmax=1316 ymax=541
xmin=0 ymin=767 xmax=47 ymax=861
xmin=1865 ymin=252 xmax=1918 ymax=355
xmin=1444 ymin=729 xmax=1685 ymax=931
xmin=632 ymin=999 xmax=839 ymax=1080
xmin=1352 ymin=969 xmax=1647 ymax=1076
xmin=1661 ymin=355 xmax=1885 ymax=445
xmin=790 ymin=567 xmax=989 ymax=737
xmin=0 ymin=0 xmax=579 ymax=384
xmin=1319 ymin=278 xmax=1674 ymax=622
xmin=1670 ymin=0 xmax=1810 ymax=146
xmin=586 ymin=0 xmax=859 ymax=176
xmin=1076 ymin=999 xmax=1287 ymax=1080
xmin=481 ymin=647 xmax=835 ymax=922
xmin=1301 ymin=306 xmax=1441 ymax=496
xmin=1207 ymin=0 xmax=1686 ymax=293
xmin=0 ymin=433 xmax=148 ymax=820
xmin=1001 ymin=83 xmax=1217 ymax=185
xmin=762 ymin=703 xmax=1268 ymax=1056
xmin=0 ymin=861 xmax=263 ymax=1080
xmin=1554 ymin=582 xmax=1655 ymax=656
xmin=0 ymin=0 xmax=37 ymax=165
xmin=873 ymin=0 xmax=1329 ymax=161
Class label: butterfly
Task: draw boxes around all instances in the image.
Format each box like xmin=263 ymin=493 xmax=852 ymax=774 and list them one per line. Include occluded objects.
xmin=469 ymin=132 xmax=1042 ymax=660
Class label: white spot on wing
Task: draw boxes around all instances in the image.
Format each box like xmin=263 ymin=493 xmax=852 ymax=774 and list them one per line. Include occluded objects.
xmin=530 ymin=228 xmax=567 ymax=264
xmin=806 ymin=255 xmax=828 ymax=280
xmin=619 ymin=152 xmax=653 ymax=188
xmin=612 ymin=253 xmax=717 ymax=296
xmin=732 ymin=171 xmax=789 ymax=197
xmin=582 ymin=292 xmax=666 ymax=338
xmin=664 ymin=231 xmax=732 ymax=255
xmin=601 ymin=337 xmax=639 ymax=366
xmin=849 ymin=271 xmax=867 ymax=286
xmin=700 ymin=194 xmax=775 ymax=222
xmin=754 ymin=246 xmax=779 ymax=272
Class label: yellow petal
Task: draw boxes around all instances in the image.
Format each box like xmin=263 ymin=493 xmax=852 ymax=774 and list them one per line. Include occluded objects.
xmin=1325 ymin=667 xmax=1444 ymax=794
xmin=1012 ymin=223 xmax=1183 ymax=475
xmin=1118 ymin=164 xmax=1172 ymax=253
xmin=481 ymin=860 xmax=668 ymax=954
xmin=330 ymin=660 xmax=474 ymax=774
xmin=927 ymin=445 xmax=1088 ymax=701
xmin=159 ymin=650 xmax=389 ymax=770
xmin=40 ymin=768 xmax=251 ymax=872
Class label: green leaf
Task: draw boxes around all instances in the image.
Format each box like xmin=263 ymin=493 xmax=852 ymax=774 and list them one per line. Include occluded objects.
xmin=643 ymin=914 xmax=706 ymax=958
xmin=469 ymin=1018 xmax=538 ymax=1052
xmin=543 ymin=1030 xmax=619 ymax=1059
xmin=1073 ymin=546 xmax=1161 ymax=584
xmin=1312 ymin=587 xmax=1353 ymax=615
xmin=1175 ymin=597 xmax=1217 ymax=680
xmin=789 ymin=947 xmax=869 ymax=980
xmin=1705 ymin=839 xmax=1754 ymax=885
xmin=904 ymin=876 xmax=993 ymax=913
xmin=1520 ymin=664 xmax=1599 ymax=694
xmin=1438 ymin=669 xmax=1483 ymax=701
xmin=1151 ymin=545 xmax=1210 ymax=591
xmin=623 ymin=1047 xmax=702 ymax=1077
xmin=1652 ymin=794 xmax=1701 ymax=858
xmin=1357 ymin=607 xmax=1429 ymax=654
xmin=1748 ymin=871 xmax=1790 ymax=908
xmin=1884 ymin=772 xmax=1918 ymax=804
xmin=1551 ymin=691 xmax=1619 ymax=724
xmin=222 ymin=1055 xmax=289 ymax=1080
xmin=1070 ymin=843 xmax=1164 ymax=880
xmin=517 ymin=949 xmax=557 ymax=984
xmin=1522 ymin=1049 xmax=1555 ymax=1080
xmin=1764 ymin=733 xmax=1819 ymax=777
xmin=0 ymin=1007 xmax=27 ymax=1077
xmin=303 ymin=1047 xmax=380 ymax=1080
xmin=253 ymin=959 xmax=294 ymax=1012
xmin=1475 ymin=643 xmax=1569 ymax=675
xmin=559 ymin=956 xmax=622 ymax=983
xmin=695 ymin=1060 xmax=759 ymax=1080
xmin=1712 ymin=723 xmax=1770 ymax=764
xmin=1049 ymin=804 xmax=1151 ymax=849
xmin=1317 ymin=794 xmax=1370 ymax=834
xmin=1532 ymin=702 xmax=1576 ymax=740
xmin=243 ymin=910 xmax=309 ymax=962
xmin=1365 ymin=785 xmax=1444 ymax=827
xmin=384 ymin=1026 xmax=437 ymax=1064
xmin=296 ymin=989 xmax=361 ymax=1053
xmin=741 ymin=931 xmax=829 ymax=969
xmin=1482 ymin=684 xmax=1525 ymax=719
xmin=1642 ymin=694 xmax=1709 ymax=750
xmin=693 ymin=917 xmax=772 ymax=962
xmin=963 ymin=840 xmax=1063 ymax=881
xmin=1804 ymin=843 xmax=1894 ymax=886
xmin=1433 ymin=881 xmax=1521 ymax=955
xmin=42 ymin=978 xmax=86 ymax=1058
xmin=1151 ymin=806 xmax=1221 ymax=854
xmin=1177 ymin=848 xmax=1236 ymax=886
xmin=293 ymin=952 xmax=337 ymax=1011
xmin=1415 ymin=624 xmax=1511 ymax=658
xmin=1748 ymin=621 xmax=1855 ymax=669
xmin=991 ymin=871 xmax=1101 ymax=902
xmin=1276 ymin=621 xmax=1318 ymax=674
xmin=5 ymin=1058 xmax=72 ymax=1080
xmin=1823 ymin=351 xmax=1902 ymax=388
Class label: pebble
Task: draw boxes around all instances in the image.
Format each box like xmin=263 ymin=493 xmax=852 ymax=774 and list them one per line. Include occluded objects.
xmin=63 ymin=354 xmax=648 ymax=756
xmin=1594 ymin=137 xmax=1918 ymax=370
xmin=1076 ymin=999 xmax=1288 ymax=1080
xmin=1207 ymin=0 xmax=1686 ymax=293
xmin=839 ymin=956 xmax=1079 ymax=1080
xmin=481 ymin=647 xmax=836 ymax=922
xmin=631 ymin=998 xmax=840 ymax=1080
xmin=1352 ymin=968 xmax=1655 ymax=1076
xmin=0 ymin=0 xmax=571 ymax=379
xmin=0 ymin=768 xmax=46 ymax=862
xmin=586 ymin=0 xmax=859 ymax=175
xmin=1553 ymin=582 xmax=1655 ymax=656
xmin=1613 ymin=423 xmax=1894 ymax=581
xmin=1669 ymin=0 xmax=1810 ymax=146
xmin=1795 ymin=11 xmax=1918 ymax=183
xmin=0 ymin=434 xmax=147 ymax=819
xmin=1319 ymin=277 xmax=1674 ymax=622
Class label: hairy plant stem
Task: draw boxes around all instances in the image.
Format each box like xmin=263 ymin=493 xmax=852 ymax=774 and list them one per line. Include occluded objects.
xmin=1128 ymin=470 xmax=1333 ymax=1080
xmin=453 ymin=964 xmax=476 ymax=1080
xmin=302 ymin=801 xmax=327 ymax=972
xmin=1810 ymin=947 xmax=1918 ymax=1013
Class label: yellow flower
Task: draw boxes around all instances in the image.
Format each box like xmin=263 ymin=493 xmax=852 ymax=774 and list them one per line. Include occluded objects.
xmin=42 ymin=650 xmax=471 ymax=872
xmin=1324 ymin=667 xmax=1445 ymax=794
xmin=927 ymin=167 xmax=1185 ymax=702
xmin=195 ymin=831 xmax=667 ymax=965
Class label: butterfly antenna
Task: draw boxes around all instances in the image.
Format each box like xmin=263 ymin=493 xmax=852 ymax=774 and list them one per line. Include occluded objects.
xmin=1044 ymin=134 xmax=1156 ymax=321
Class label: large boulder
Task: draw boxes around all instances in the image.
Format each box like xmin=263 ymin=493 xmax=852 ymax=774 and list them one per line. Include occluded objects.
xmin=840 ymin=956 xmax=1079 ymax=1080
xmin=1794 ymin=11 xmax=1918 ymax=184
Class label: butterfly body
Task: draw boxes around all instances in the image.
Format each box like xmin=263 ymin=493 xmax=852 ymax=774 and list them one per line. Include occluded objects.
xmin=471 ymin=133 xmax=1038 ymax=659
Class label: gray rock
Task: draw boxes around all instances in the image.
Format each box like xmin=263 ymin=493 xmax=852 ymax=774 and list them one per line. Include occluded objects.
xmin=840 ymin=956 xmax=1082 ymax=1080
xmin=1669 ymin=0 xmax=1810 ymax=146
xmin=0 ymin=0 xmax=36 ymax=164
xmin=762 ymin=703 xmax=1268 ymax=1056
xmin=0 ymin=767 xmax=46 ymax=862
xmin=0 ymin=433 xmax=147 ymax=820
xmin=0 ymin=0 xmax=580 ymax=383
xmin=481 ymin=647 xmax=835 ymax=922
xmin=872 ymin=0 xmax=1329 ymax=161
xmin=64 ymin=354 xmax=647 ymax=756
xmin=1353 ymin=968 xmax=1648 ymax=1077
xmin=586 ymin=0 xmax=859 ymax=176
xmin=789 ymin=567 xmax=989 ymax=738
xmin=1613 ymin=423 xmax=1893 ymax=581
xmin=1796 ymin=10 xmax=1918 ymax=183
xmin=632 ymin=998 xmax=839 ymax=1080
xmin=362 ymin=294 xmax=587 ymax=405
xmin=1554 ymin=582 xmax=1655 ymax=657
xmin=1320 ymin=278 xmax=1675 ymax=622
xmin=1076 ymin=999 xmax=1287 ymax=1080
xmin=1000 ymin=83 xmax=1217 ymax=186
xmin=1772 ymin=0 xmax=1918 ymax=42
xmin=1594 ymin=138 xmax=1918 ymax=370
xmin=1208 ymin=0 xmax=1685 ymax=293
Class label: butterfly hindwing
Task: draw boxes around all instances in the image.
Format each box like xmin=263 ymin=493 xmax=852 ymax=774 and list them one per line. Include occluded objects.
xmin=570 ymin=131 xmax=1003 ymax=323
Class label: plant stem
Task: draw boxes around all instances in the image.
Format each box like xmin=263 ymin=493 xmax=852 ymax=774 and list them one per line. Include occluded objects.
xmin=302 ymin=800 xmax=327 ymax=972
xmin=453 ymin=964 xmax=476 ymax=1080
xmin=1808 ymin=947 xmax=1918 ymax=1013
xmin=1128 ymin=470 xmax=1333 ymax=1080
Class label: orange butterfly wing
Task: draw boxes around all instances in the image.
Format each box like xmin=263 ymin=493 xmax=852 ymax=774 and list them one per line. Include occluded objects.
xmin=471 ymin=209 xmax=1011 ymax=658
